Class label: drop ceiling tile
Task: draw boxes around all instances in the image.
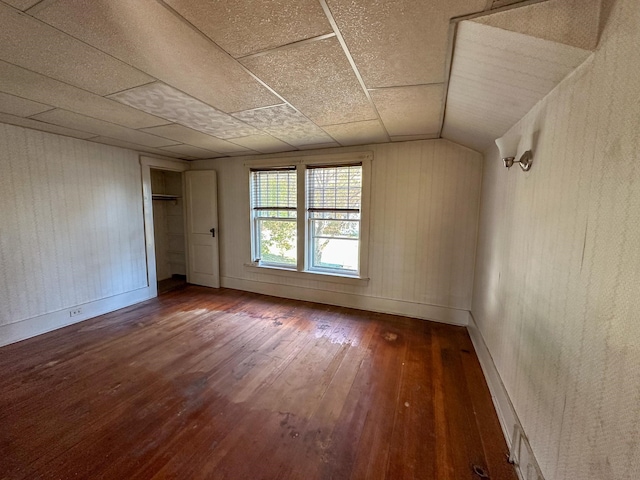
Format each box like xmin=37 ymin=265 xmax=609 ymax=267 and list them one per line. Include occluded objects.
xmin=371 ymin=85 xmax=444 ymax=137
xmin=0 ymin=92 xmax=53 ymax=117
xmin=141 ymin=124 xmax=251 ymax=154
xmin=0 ymin=3 xmax=153 ymax=96
xmin=474 ymin=0 xmax=600 ymax=51
xmin=164 ymin=0 xmax=331 ymax=58
xmin=3 ymin=0 xmax=42 ymax=11
xmin=297 ymin=142 xmax=341 ymax=150
xmin=442 ymin=21 xmax=592 ymax=151
xmin=233 ymin=105 xmax=335 ymax=147
xmin=325 ymin=0 xmax=486 ymax=87
xmin=31 ymin=109 xmax=179 ymax=148
xmin=227 ymin=134 xmax=296 ymax=154
xmin=110 ymin=83 xmax=262 ymax=140
xmin=159 ymin=145 xmax=222 ymax=159
xmin=322 ymin=120 xmax=388 ymax=146
xmin=241 ymin=37 xmax=376 ymax=126
xmin=0 ymin=112 xmax=97 ymax=139
xmin=89 ymin=137 xmax=186 ymax=159
xmin=0 ymin=61 xmax=169 ymax=129
xmin=32 ymin=0 xmax=281 ymax=112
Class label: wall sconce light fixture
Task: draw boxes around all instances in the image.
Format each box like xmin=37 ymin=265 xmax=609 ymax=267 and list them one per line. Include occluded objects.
xmin=496 ymin=134 xmax=533 ymax=171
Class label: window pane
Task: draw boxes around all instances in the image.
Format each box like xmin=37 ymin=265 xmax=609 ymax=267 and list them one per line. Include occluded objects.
xmin=307 ymin=165 xmax=362 ymax=211
xmin=312 ymin=237 xmax=359 ymax=271
xmin=312 ymin=219 xmax=359 ymax=239
xmin=258 ymin=219 xmax=297 ymax=266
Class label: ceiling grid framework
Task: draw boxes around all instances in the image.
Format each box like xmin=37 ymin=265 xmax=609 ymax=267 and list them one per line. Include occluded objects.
xmin=0 ymin=0 xmax=604 ymax=159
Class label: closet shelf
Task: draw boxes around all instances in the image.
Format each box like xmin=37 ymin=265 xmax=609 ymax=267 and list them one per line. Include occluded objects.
xmin=152 ymin=194 xmax=181 ymax=201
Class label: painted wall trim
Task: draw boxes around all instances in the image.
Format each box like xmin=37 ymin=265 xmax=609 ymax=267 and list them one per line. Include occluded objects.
xmin=0 ymin=287 xmax=152 ymax=347
xmin=221 ymin=276 xmax=470 ymax=326
xmin=467 ymin=312 xmax=545 ymax=480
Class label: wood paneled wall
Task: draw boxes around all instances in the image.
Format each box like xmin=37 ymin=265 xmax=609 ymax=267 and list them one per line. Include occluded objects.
xmin=192 ymin=139 xmax=482 ymax=322
xmin=0 ymin=123 xmax=148 ymax=335
xmin=472 ymin=0 xmax=640 ymax=478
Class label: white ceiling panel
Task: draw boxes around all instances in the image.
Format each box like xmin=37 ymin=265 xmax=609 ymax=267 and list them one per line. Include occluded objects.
xmin=241 ymin=37 xmax=376 ymax=126
xmin=0 ymin=61 xmax=169 ymax=129
xmin=0 ymin=92 xmax=53 ymax=117
xmin=2 ymin=0 xmax=42 ymax=11
xmin=441 ymin=21 xmax=592 ymax=151
xmin=159 ymin=144 xmax=221 ymax=159
xmin=474 ymin=0 xmax=601 ymax=51
xmin=31 ymin=0 xmax=281 ymax=113
xmin=227 ymin=134 xmax=297 ymax=154
xmin=371 ymin=85 xmax=444 ymax=137
xmin=0 ymin=111 xmax=97 ymax=140
xmin=140 ymin=124 xmax=252 ymax=154
xmin=297 ymin=142 xmax=341 ymax=150
xmin=323 ymin=120 xmax=388 ymax=146
xmin=31 ymin=109 xmax=180 ymax=148
xmin=233 ymin=104 xmax=335 ymax=147
xmin=88 ymin=136 xmax=187 ymax=159
xmin=164 ymin=0 xmax=332 ymax=58
xmin=0 ymin=2 xmax=153 ymax=96
xmin=110 ymin=83 xmax=262 ymax=139
xmin=325 ymin=0 xmax=486 ymax=87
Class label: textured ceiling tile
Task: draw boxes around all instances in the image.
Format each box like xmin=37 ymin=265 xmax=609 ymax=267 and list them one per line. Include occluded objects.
xmin=164 ymin=0 xmax=331 ymax=57
xmin=0 ymin=92 xmax=53 ymax=117
xmin=89 ymin=136 xmax=186 ymax=159
xmin=227 ymin=134 xmax=296 ymax=153
xmin=474 ymin=0 xmax=601 ymax=51
xmin=0 ymin=61 xmax=169 ymax=129
xmin=140 ymin=124 xmax=252 ymax=154
xmin=0 ymin=3 xmax=153 ymax=96
xmin=233 ymin=105 xmax=335 ymax=147
xmin=0 ymin=112 xmax=97 ymax=139
xmin=322 ymin=120 xmax=388 ymax=146
xmin=371 ymin=85 xmax=444 ymax=137
xmin=110 ymin=83 xmax=262 ymax=139
xmin=159 ymin=144 xmax=222 ymax=159
xmin=441 ymin=21 xmax=592 ymax=151
xmin=241 ymin=37 xmax=376 ymax=126
xmin=297 ymin=142 xmax=341 ymax=150
xmin=31 ymin=109 xmax=179 ymax=148
xmin=2 ymin=0 xmax=43 ymax=11
xmin=326 ymin=0 xmax=486 ymax=87
xmin=32 ymin=0 xmax=281 ymax=112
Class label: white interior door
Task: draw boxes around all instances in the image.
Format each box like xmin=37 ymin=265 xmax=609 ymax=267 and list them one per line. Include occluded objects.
xmin=185 ymin=170 xmax=220 ymax=288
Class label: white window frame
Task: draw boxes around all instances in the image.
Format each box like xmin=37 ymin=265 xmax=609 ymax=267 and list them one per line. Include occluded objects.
xmin=245 ymin=152 xmax=371 ymax=282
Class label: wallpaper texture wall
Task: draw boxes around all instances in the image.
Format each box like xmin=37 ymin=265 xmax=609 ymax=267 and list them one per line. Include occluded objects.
xmin=472 ymin=0 xmax=640 ymax=478
xmin=193 ymin=139 xmax=482 ymax=321
xmin=0 ymin=123 xmax=148 ymax=329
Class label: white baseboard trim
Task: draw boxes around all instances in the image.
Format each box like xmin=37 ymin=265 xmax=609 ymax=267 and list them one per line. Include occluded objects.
xmin=467 ymin=312 xmax=545 ymax=480
xmin=0 ymin=287 xmax=153 ymax=347
xmin=221 ymin=276 xmax=469 ymax=326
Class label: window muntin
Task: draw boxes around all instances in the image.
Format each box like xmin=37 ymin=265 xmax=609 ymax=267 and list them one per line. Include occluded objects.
xmin=306 ymin=164 xmax=362 ymax=274
xmin=250 ymin=168 xmax=297 ymax=267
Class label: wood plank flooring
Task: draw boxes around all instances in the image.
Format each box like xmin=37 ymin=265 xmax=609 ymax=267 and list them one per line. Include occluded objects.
xmin=0 ymin=287 xmax=517 ymax=480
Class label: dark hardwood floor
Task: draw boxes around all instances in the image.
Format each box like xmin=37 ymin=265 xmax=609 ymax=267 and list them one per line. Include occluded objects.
xmin=0 ymin=287 xmax=516 ymax=480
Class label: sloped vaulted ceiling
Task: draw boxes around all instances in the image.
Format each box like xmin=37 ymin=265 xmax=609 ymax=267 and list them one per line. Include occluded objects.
xmin=0 ymin=0 xmax=603 ymax=159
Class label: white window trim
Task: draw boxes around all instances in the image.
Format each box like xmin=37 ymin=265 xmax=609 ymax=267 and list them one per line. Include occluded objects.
xmin=245 ymin=152 xmax=372 ymax=282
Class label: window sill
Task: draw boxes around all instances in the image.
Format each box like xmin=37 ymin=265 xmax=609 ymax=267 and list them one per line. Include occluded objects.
xmin=243 ymin=264 xmax=370 ymax=285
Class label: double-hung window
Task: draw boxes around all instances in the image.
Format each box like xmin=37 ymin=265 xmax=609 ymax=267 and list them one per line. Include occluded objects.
xmin=250 ymin=167 xmax=297 ymax=267
xmin=249 ymin=153 xmax=370 ymax=279
xmin=307 ymin=164 xmax=361 ymax=274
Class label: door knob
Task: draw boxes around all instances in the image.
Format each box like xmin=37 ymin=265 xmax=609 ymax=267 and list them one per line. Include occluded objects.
xmin=209 ymin=228 xmax=215 ymax=238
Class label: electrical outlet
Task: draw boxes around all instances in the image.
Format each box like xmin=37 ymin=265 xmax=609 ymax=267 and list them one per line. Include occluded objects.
xmin=69 ymin=307 xmax=82 ymax=317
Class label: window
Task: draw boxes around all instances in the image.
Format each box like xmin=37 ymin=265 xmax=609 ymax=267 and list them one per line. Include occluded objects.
xmin=307 ymin=165 xmax=361 ymax=274
xmin=250 ymin=167 xmax=297 ymax=267
xmin=249 ymin=154 xmax=370 ymax=279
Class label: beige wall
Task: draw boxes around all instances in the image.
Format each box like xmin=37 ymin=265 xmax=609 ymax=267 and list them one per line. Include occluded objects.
xmin=0 ymin=123 xmax=148 ymax=341
xmin=472 ymin=0 xmax=640 ymax=478
xmin=193 ymin=139 xmax=482 ymax=322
